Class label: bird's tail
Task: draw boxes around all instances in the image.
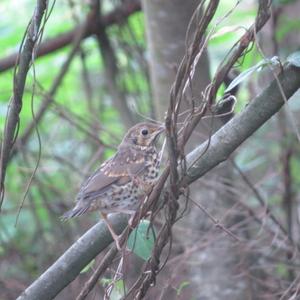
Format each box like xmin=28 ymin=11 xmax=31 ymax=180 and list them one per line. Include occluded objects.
xmin=61 ymin=205 xmax=89 ymax=221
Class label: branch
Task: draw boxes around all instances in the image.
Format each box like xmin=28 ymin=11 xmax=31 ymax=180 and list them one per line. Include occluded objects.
xmin=0 ymin=0 xmax=141 ymax=73
xmin=12 ymin=18 xmax=90 ymax=158
xmin=0 ymin=0 xmax=48 ymax=209
xmin=16 ymin=63 xmax=300 ymax=300
xmin=17 ymin=214 xmax=129 ymax=300
xmin=183 ymin=63 xmax=300 ymax=185
xmin=181 ymin=0 xmax=272 ymax=146
xmin=94 ymin=1 xmax=136 ymax=128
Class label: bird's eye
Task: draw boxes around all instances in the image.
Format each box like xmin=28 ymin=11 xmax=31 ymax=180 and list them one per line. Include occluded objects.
xmin=141 ymin=128 xmax=148 ymax=136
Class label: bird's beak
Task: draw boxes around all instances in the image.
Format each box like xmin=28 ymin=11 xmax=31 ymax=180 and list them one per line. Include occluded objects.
xmin=157 ymin=124 xmax=165 ymax=134
xmin=151 ymin=124 xmax=165 ymax=143
xmin=155 ymin=124 xmax=165 ymax=137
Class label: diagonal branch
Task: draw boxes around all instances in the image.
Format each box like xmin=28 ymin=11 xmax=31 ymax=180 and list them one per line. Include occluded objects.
xmin=16 ymin=62 xmax=300 ymax=300
xmin=17 ymin=214 xmax=129 ymax=300
xmin=0 ymin=0 xmax=141 ymax=73
xmin=183 ymin=64 xmax=300 ymax=185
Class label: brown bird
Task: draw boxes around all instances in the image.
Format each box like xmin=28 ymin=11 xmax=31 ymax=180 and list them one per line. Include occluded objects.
xmin=62 ymin=122 xmax=165 ymax=249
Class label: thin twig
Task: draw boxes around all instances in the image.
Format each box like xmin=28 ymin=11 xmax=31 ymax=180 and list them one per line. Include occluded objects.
xmin=188 ymin=195 xmax=241 ymax=242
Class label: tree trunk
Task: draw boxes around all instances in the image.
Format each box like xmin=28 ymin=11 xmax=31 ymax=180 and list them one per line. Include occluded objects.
xmin=142 ymin=0 xmax=247 ymax=298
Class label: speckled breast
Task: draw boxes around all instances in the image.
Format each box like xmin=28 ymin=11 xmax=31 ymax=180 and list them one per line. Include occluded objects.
xmin=102 ymin=147 xmax=160 ymax=213
xmin=142 ymin=147 xmax=160 ymax=185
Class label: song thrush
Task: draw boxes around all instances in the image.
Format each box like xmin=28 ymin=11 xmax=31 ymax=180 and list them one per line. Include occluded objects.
xmin=62 ymin=122 xmax=164 ymax=249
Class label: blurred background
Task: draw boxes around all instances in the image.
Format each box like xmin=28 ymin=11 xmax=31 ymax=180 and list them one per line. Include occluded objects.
xmin=1 ymin=0 xmax=300 ymax=299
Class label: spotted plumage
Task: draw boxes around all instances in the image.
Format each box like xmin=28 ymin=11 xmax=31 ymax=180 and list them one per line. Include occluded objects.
xmin=62 ymin=122 xmax=164 ymax=220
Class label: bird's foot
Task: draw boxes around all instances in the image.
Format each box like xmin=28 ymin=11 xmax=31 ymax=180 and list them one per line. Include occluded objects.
xmin=114 ymin=236 xmax=122 ymax=251
xmin=108 ymin=229 xmax=123 ymax=251
xmin=100 ymin=212 xmax=123 ymax=251
xmin=128 ymin=215 xmax=135 ymax=229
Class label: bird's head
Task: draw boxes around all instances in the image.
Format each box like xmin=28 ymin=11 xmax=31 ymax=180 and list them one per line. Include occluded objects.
xmin=122 ymin=122 xmax=165 ymax=148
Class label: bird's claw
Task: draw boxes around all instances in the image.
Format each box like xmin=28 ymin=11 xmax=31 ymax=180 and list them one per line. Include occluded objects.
xmin=115 ymin=238 xmax=122 ymax=251
xmin=128 ymin=215 xmax=135 ymax=229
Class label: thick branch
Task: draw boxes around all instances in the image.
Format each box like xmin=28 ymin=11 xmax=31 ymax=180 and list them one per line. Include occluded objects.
xmin=16 ymin=64 xmax=300 ymax=299
xmin=0 ymin=0 xmax=141 ymax=73
xmin=183 ymin=63 xmax=300 ymax=185
xmin=17 ymin=214 xmax=128 ymax=300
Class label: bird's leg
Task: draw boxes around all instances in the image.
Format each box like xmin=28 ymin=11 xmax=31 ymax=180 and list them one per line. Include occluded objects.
xmin=128 ymin=213 xmax=136 ymax=229
xmin=99 ymin=212 xmax=122 ymax=251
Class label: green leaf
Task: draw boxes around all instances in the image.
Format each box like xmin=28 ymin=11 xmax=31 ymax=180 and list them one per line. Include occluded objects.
xmin=176 ymin=281 xmax=190 ymax=296
xmin=127 ymin=220 xmax=155 ymax=261
xmin=274 ymin=0 xmax=298 ymax=4
xmin=110 ymin=279 xmax=126 ymax=300
xmin=287 ymin=51 xmax=300 ymax=67
xmin=275 ymin=263 xmax=289 ymax=278
xmin=225 ymin=56 xmax=280 ymax=93
xmin=100 ymin=278 xmax=126 ymax=300
xmin=80 ymin=259 xmax=95 ymax=274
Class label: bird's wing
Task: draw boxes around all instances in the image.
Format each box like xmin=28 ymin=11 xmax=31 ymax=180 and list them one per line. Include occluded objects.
xmin=77 ymin=146 xmax=146 ymax=201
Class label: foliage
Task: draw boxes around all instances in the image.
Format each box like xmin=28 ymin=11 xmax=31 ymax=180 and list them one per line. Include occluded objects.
xmin=225 ymin=56 xmax=280 ymax=93
xmin=127 ymin=219 xmax=156 ymax=261
xmin=0 ymin=0 xmax=300 ymax=299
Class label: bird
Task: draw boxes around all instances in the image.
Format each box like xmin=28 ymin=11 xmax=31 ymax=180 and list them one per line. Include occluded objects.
xmin=62 ymin=122 xmax=165 ymax=249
